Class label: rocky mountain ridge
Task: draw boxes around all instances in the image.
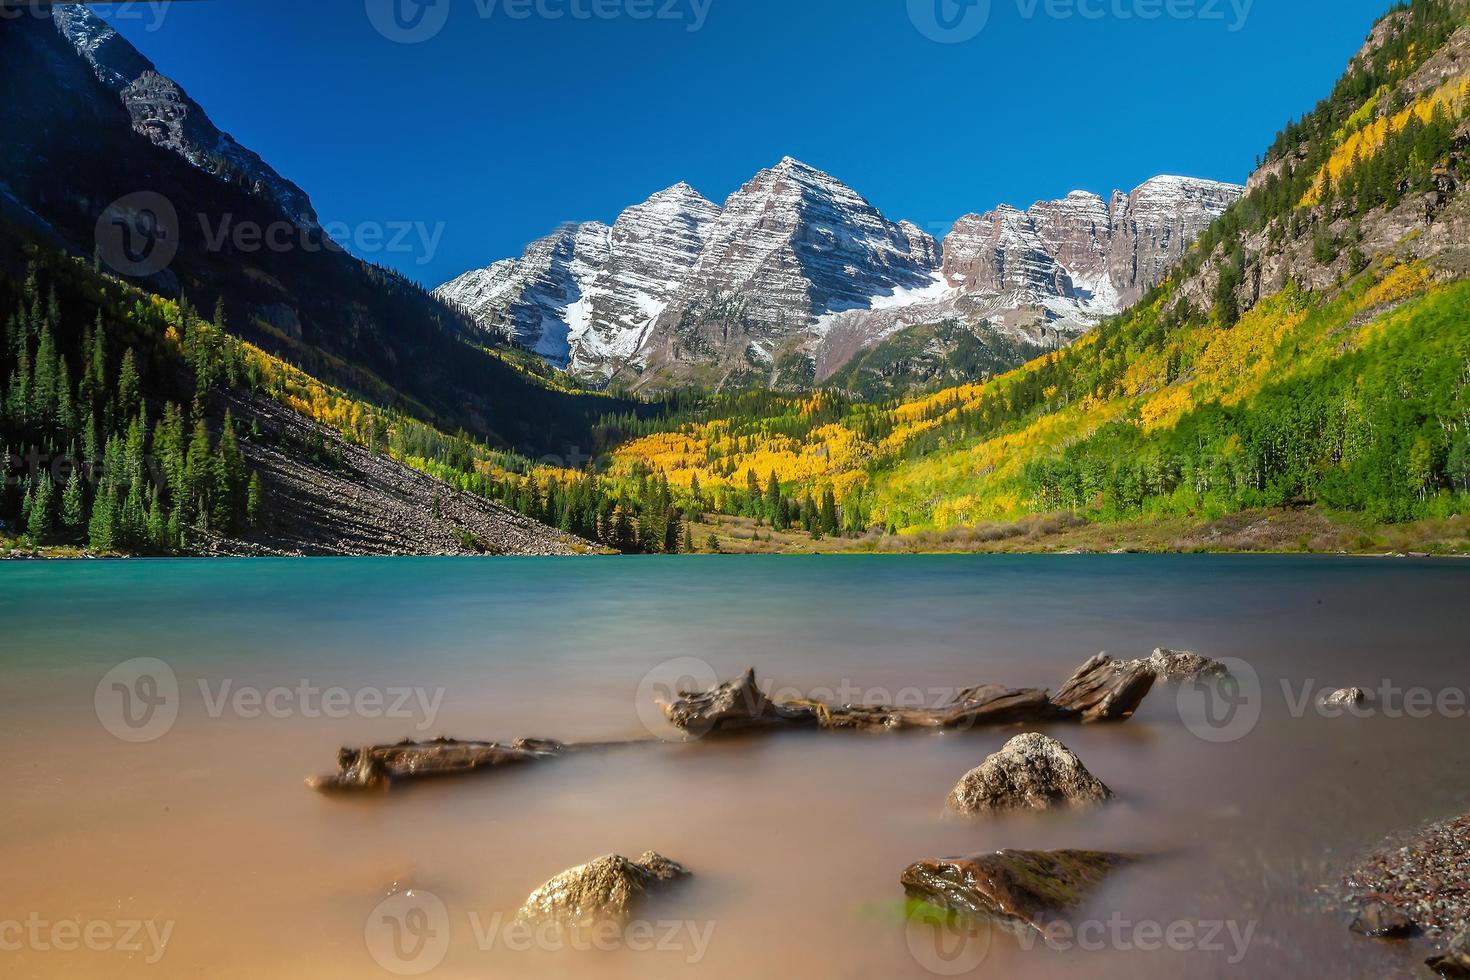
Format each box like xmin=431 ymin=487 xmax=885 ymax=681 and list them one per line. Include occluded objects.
xmin=51 ymin=6 xmax=318 ymax=228
xmin=438 ymin=162 xmax=1242 ymax=390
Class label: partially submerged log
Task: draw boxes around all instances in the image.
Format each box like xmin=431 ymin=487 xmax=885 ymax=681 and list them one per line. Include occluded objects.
xmin=661 ymin=653 xmax=1156 ymax=734
xmin=1050 ymin=653 xmax=1158 ymax=722
xmin=307 ymin=736 xmax=569 ymax=792
xmin=902 ymin=849 xmax=1139 ymax=936
xmin=311 ymin=654 xmax=1159 ymax=793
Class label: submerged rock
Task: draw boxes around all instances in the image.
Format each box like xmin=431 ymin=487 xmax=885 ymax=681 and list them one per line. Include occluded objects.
xmin=1349 ymin=901 xmax=1415 ymax=939
xmin=659 ymin=667 xmax=819 ymax=734
xmin=307 ymin=736 xmax=567 ymax=792
xmin=1428 ymin=927 xmax=1470 ymax=976
xmin=1051 ymin=654 xmax=1158 ymax=722
xmin=902 ymin=849 xmax=1137 ymax=935
xmin=1146 ymin=648 xmax=1229 ymax=681
xmin=517 ymin=851 xmax=690 ymax=925
xmin=947 ymin=733 xmax=1112 ymax=814
xmin=1320 ymin=687 xmax=1367 ymax=708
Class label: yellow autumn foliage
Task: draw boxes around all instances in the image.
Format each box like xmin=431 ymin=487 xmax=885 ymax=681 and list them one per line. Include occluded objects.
xmin=1302 ymin=74 xmax=1470 ymax=206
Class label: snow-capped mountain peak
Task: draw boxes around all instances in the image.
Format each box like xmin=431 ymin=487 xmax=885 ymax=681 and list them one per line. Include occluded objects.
xmin=436 ymin=166 xmax=1241 ymax=389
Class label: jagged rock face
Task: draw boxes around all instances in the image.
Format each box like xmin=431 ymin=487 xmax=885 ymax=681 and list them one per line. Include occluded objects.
xmin=1029 ymin=191 xmax=1114 ymax=298
xmin=51 ymin=6 xmax=317 ymax=228
xmin=674 ymin=157 xmax=938 ymax=322
xmin=436 ymin=185 xmax=719 ymax=376
xmin=942 ymin=176 xmax=1243 ymax=319
xmin=943 ymin=205 xmax=1077 ymax=299
xmin=437 ymin=222 xmax=611 ymax=365
xmin=439 ymin=162 xmax=1241 ymax=390
xmin=1107 ymin=176 xmax=1243 ymax=304
xmin=636 ymin=157 xmax=939 ymax=380
xmin=576 ymin=183 xmax=721 ymax=376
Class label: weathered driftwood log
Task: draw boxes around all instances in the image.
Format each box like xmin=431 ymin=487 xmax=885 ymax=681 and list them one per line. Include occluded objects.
xmin=311 ymin=654 xmax=1159 ymax=793
xmin=1050 ymin=653 xmax=1158 ymax=722
xmin=307 ymin=736 xmax=568 ymax=792
xmin=902 ymin=849 xmax=1139 ymax=936
xmin=661 ymin=653 xmax=1157 ymax=735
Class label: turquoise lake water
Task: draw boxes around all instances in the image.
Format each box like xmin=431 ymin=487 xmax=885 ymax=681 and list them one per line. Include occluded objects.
xmin=1 ymin=555 xmax=1467 ymax=977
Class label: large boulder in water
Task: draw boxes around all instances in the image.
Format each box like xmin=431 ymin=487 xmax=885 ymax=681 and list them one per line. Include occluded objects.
xmin=517 ymin=851 xmax=690 ymax=926
xmin=902 ymin=849 xmax=1137 ymax=935
xmin=947 ymin=733 xmax=1113 ymax=814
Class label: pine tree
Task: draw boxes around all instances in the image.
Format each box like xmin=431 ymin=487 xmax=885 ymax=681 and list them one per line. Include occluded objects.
xmin=764 ymin=469 xmax=783 ymax=529
xmin=184 ymin=418 xmax=214 ymax=527
xmin=60 ymin=468 xmax=85 ymax=534
xmin=683 ymin=526 xmax=694 ymax=554
xmin=26 ymin=475 xmax=53 ymax=541
xmin=217 ymin=411 xmax=248 ymax=522
xmin=246 ymin=471 xmax=263 ymax=527
xmin=32 ymin=324 xmax=58 ymax=438
xmin=819 ymin=486 xmax=840 ymax=537
xmin=88 ymin=486 xmax=117 ymax=552
xmin=146 ymin=487 xmax=166 ymax=551
xmin=116 ymin=349 xmax=140 ymax=423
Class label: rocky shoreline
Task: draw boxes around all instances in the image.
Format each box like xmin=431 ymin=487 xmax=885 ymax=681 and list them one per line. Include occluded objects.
xmin=1336 ymin=812 xmax=1470 ymax=974
xmin=303 ymin=647 xmax=1470 ymax=974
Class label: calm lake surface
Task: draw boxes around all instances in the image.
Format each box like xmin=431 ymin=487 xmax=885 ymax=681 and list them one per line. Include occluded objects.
xmin=2 ymin=555 xmax=1468 ymax=978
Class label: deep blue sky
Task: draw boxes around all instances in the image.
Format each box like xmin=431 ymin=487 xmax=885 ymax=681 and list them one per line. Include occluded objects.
xmin=108 ymin=0 xmax=1391 ymax=287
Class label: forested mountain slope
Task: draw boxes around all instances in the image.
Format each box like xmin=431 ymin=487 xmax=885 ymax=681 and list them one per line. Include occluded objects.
xmin=599 ymin=0 xmax=1470 ymax=550
xmin=0 ymin=9 xmax=625 ymax=455
xmin=0 ymin=231 xmax=603 ymax=556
